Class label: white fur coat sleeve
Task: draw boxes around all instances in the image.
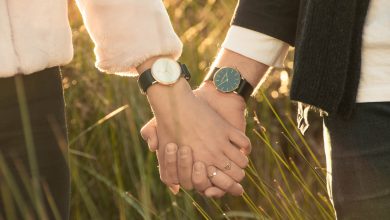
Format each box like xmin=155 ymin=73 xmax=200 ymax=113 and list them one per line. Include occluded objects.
xmin=76 ymin=0 xmax=183 ymax=75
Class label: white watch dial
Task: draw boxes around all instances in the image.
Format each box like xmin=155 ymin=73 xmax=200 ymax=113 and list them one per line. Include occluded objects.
xmin=151 ymin=58 xmax=181 ymax=85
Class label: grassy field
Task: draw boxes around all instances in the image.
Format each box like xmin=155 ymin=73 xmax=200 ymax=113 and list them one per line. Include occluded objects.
xmin=61 ymin=1 xmax=335 ymax=219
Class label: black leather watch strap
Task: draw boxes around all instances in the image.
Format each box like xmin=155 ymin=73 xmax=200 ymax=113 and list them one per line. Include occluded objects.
xmin=206 ymin=67 xmax=254 ymax=101
xmin=137 ymin=62 xmax=191 ymax=94
xmin=138 ymin=69 xmax=155 ymax=94
xmin=180 ymin=63 xmax=191 ymax=81
xmin=236 ymin=78 xmax=254 ymax=101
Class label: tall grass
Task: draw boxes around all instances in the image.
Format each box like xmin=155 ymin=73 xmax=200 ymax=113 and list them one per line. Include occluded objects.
xmin=0 ymin=1 xmax=334 ymax=219
xmin=64 ymin=1 xmax=334 ymax=219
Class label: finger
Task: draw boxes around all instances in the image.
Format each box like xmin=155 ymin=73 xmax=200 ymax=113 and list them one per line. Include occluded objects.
xmin=178 ymin=146 xmax=193 ymax=190
xmin=223 ymin=143 xmax=249 ymax=169
xmin=140 ymin=118 xmax=158 ymax=152
xmin=156 ymin=149 xmax=167 ymax=184
xmin=213 ymin=154 xmax=246 ymax=183
xmin=204 ymin=187 xmax=226 ymax=198
xmin=229 ymin=129 xmax=251 ymax=155
xmin=158 ymin=148 xmax=179 ymax=195
xmin=207 ymin=166 xmax=244 ymax=196
xmin=192 ymin=161 xmax=212 ymax=192
xmin=164 ymin=143 xmax=179 ymax=186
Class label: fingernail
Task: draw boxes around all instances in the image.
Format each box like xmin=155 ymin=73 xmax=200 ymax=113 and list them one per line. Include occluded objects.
xmin=169 ymin=185 xmax=180 ymax=195
xmin=237 ymin=184 xmax=244 ymax=195
xmin=166 ymin=144 xmax=177 ymax=153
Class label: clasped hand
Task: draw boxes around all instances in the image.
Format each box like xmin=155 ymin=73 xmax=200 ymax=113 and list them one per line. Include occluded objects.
xmin=141 ymin=79 xmax=251 ymax=198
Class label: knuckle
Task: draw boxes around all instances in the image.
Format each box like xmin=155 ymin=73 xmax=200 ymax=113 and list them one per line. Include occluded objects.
xmin=166 ymin=157 xmax=177 ymax=164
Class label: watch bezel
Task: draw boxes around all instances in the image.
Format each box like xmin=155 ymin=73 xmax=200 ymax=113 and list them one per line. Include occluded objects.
xmin=213 ymin=67 xmax=242 ymax=93
xmin=151 ymin=58 xmax=181 ymax=85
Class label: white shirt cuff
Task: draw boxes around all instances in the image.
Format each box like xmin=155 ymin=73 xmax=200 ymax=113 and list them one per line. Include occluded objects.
xmin=222 ymin=25 xmax=289 ymax=68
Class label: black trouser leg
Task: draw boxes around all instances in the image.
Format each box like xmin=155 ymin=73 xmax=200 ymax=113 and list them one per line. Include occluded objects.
xmin=0 ymin=67 xmax=70 ymax=220
xmin=324 ymin=103 xmax=390 ymax=220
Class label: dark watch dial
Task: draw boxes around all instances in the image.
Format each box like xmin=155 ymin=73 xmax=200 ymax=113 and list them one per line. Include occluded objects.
xmin=213 ymin=67 xmax=241 ymax=93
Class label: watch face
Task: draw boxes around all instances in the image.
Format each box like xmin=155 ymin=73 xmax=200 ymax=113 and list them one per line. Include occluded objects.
xmin=151 ymin=58 xmax=181 ymax=85
xmin=213 ymin=67 xmax=241 ymax=93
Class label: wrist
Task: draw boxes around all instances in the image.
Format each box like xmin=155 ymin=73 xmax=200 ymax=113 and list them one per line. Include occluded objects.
xmin=210 ymin=48 xmax=269 ymax=87
xmin=197 ymin=81 xmax=246 ymax=110
xmin=138 ymin=56 xmax=194 ymax=119
xmin=147 ymin=78 xmax=193 ymax=116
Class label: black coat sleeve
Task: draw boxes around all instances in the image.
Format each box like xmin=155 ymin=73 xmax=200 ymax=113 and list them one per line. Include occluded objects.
xmin=231 ymin=0 xmax=300 ymax=46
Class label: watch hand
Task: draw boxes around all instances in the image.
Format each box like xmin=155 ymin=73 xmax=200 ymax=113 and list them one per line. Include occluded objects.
xmin=219 ymin=72 xmax=229 ymax=83
xmin=220 ymin=74 xmax=227 ymax=83
xmin=216 ymin=78 xmax=229 ymax=87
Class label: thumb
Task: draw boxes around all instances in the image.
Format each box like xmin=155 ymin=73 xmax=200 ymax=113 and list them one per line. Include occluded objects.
xmin=140 ymin=118 xmax=158 ymax=152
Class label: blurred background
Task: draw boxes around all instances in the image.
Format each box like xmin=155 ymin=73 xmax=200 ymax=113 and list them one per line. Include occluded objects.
xmin=64 ymin=0 xmax=333 ymax=219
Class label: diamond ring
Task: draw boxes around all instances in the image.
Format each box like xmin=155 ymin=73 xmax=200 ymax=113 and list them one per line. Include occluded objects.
xmin=208 ymin=170 xmax=218 ymax=179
